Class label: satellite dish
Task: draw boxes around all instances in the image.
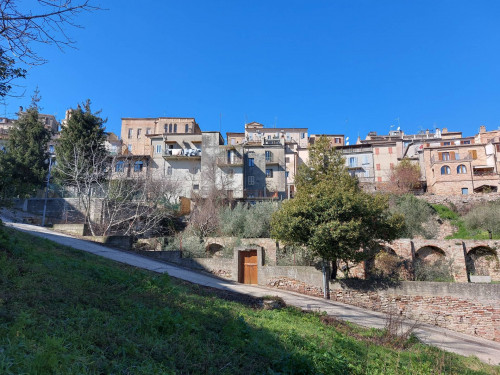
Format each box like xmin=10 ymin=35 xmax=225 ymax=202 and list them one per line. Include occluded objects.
xmin=397 ymin=127 xmax=400 ymax=131
xmin=346 ymin=141 xmax=350 ymax=146
xmin=345 ymin=137 xmax=349 ymax=141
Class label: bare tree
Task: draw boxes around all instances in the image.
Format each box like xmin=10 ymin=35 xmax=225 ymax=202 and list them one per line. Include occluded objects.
xmin=0 ymin=0 xmax=100 ymax=65
xmin=55 ymin=144 xmax=181 ymax=237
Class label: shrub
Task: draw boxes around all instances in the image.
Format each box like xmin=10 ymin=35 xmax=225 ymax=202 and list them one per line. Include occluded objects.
xmin=390 ymin=195 xmax=437 ymax=239
xmin=219 ymin=202 xmax=279 ymax=238
xmin=414 ymin=258 xmax=454 ymax=282
xmin=432 ymin=204 xmax=459 ymax=221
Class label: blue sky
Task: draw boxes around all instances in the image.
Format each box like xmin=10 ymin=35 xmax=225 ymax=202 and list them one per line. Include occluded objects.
xmin=3 ymin=1 xmax=500 ymax=143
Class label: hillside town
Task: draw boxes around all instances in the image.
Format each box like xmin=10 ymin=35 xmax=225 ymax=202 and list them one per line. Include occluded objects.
xmin=3 ymin=110 xmax=500 ymax=204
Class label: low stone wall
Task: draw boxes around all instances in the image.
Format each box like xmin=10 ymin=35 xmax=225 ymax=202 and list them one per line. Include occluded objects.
xmin=138 ymin=250 xmax=233 ymax=279
xmin=419 ymin=193 xmax=500 ymax=213
xmin=88 ymin=236 xmax=132 ymax=251
xmin=263 ymin=272 xmax=500 ymax=342
xmin=52 ymin=224 xmax=88 ymax=236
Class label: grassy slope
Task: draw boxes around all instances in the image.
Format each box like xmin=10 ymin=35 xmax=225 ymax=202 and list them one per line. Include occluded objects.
xmin=0 ymin=228 xmax=498 ymax=375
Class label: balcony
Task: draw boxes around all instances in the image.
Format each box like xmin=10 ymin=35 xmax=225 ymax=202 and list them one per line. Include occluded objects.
xmin=244 ymin=189 xmax=280 ymax=199
xmin=163 ymin=148 xmax=201 ymax=160
xmin=473 ymin=167 xmax=496 ymax=177
xmin=217 ymin=155 xmax=243 ymax=167
xmin=265 ymin=155 xmax=280 ymax=165
xmin=430 ymin=153 xmax=473 ymax=165
xmin=263 ymin=138 xmax=283 ymax=146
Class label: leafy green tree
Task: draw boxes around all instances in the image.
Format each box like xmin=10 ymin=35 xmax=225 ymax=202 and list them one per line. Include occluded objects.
xmin=0 ymin=95 xmax=50 ymax=200
xmin=54 ymin=100 xmax=107 ymax=185
xmin=464 ymin=200 xmax=500 ymax=239
xmin=270 ymin=136 xmax=404 ymax=297
xmin=0 ymin=48 xmax=26 ymax=97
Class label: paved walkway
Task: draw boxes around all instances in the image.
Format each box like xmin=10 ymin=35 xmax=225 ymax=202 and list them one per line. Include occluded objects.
xmin=3 ymin=219 xmax=500 ymax=366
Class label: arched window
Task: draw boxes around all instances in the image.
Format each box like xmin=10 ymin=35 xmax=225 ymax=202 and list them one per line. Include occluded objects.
xmin=134 ymin=161 xmax=144 ymax=172
xmin=173 ymin=123 xmax=177 ymax=133
xmin=457 ymin=164 xmax=467 ymax=174
xmin=185 ymin=124 xmax=189 ymax=133
xmin=441 ymin=165 xmax=451 ymax=175
xmin=115 ymin=161 xmax=124 ymax=172
xmin=169 ymin=124 xmax=172 ymax=133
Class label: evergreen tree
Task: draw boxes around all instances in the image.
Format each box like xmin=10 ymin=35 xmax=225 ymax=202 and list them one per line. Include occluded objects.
xmin=271 ymin=136 xmax=404 ymax=297
xmin=54 ymin=100 xmax=107 ymax=185
xmin=0 ymin=93 xmax=50 ymax=199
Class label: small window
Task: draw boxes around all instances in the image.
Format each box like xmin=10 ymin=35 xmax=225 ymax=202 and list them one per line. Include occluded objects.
xmin=265 ymin=151 xmax=272 ymax=162
xmin=301 ymin=132 xmax=305 ymax=139
xmin=461 ymin=140 xmax=471 ymax=145
xmin=462 ymin=188 xmax=469 ymax=195
xmin=137 ymin=128 xmax=142 ymax=138
xmin=377 ymin=177 xmax=382 ymax=182
xmin=285 ymin=171 xmax=289 ymax=178
xmin=248 ymin=176 xmax=255 ymax=185
xmin=248 ymin=158 xmax=255 ymax=167
xmin=335 ymin=137 xmax=341 ymax=144
xmin=127 ymin=144 xmax=132 ymax=152
xmin=169 ymin=124 xmax=172 ymax=133
xmin=167 ymin=166 xmax=172 ymax=175
xmin=375 ymin=148 xmax=379 ymax=155
xmin=442 ymin=152 xmax=450 ymax=161
xmin=266 ymin=169 xmax=273 ymax=178
xmin=193 ymin=184 xmax=199 ymax=190
xmin=156 ymin=145 xmax=162 ymax=154
xmin=115 ymin=161 xmax=124 ymax=172
xmin=457 ymin=165 xmax=467 ymax=174
xmin=285 ymin=157 xmax=290 ymax=163
xmin=348 ymin=157 xmax=357 ymax=167
xmin=441 ymin=165 xmax=451 ymax=175
xmin=174 ymin=124 xmax=177 ymax=133
xmin=388 ymin=147 xmax=393 ymax=154
xmin=376 ymin=164 xmax=381 ymax=170
xmin=443 ymin=142 xmax=451 ymax=146
xmin=134 ymin=161 xmax=143 ymax=172
xmin=164 ymin=124 xmax=168 ymax=132
xmin=49 ymin=145 xmax=54 ymax=153
xmin=146 ymin=128 xmax=151 ymax=135
xmin=185 ymin=124 xmax=189 ymax=133
xmin=128 ymin=129 xmax=133 ymax=139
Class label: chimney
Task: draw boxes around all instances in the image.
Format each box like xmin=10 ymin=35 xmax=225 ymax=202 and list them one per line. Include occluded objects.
xmin=479 ymin=125 xmax=486 ymax=133
xmin=442 ymin=128 xmax=448 ymax=133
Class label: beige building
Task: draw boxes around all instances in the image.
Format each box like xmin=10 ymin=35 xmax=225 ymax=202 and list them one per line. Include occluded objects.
xmin=121 ymin=117 xmax=201 ymax=156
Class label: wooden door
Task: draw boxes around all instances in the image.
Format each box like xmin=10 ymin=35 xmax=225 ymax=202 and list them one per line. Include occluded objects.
xmin=239 ymin=250 xmax=258 ymax=284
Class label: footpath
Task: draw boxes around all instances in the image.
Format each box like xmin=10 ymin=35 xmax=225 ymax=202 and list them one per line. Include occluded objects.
xmin=2 ymin=218 xmax=500 ymax=366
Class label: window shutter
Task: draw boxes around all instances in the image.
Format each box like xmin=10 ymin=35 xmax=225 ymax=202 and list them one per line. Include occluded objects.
xmin=450 ymin=152 xmax=456 ymax=160
xmin=438 ymin=152 xmax=443 ymax=161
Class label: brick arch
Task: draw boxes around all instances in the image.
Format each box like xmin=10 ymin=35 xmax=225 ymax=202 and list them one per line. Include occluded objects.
xmin=415 ymin=245 xmax=446 ymax=263
xmin=466 ymin=246 xmax=499 ymax=277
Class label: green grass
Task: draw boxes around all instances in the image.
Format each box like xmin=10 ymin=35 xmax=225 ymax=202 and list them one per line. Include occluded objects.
xmin=432 ymin=204 xmax=500 ymax=240
xmin=0 ymin=227 xmax=499 ymax=374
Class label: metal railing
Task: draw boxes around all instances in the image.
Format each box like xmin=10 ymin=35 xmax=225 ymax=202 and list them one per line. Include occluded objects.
xmin=163 ymin=148 xmax=201 ymax=157
xmin=430 ymin=153 xmax=473 ymax=165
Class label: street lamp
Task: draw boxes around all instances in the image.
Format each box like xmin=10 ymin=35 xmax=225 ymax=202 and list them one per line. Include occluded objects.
xmin=41 ymin=155 xmax=54 ymax=226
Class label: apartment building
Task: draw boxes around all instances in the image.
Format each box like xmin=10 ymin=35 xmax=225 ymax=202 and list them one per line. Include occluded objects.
xmin=338 ymin=144 xmax=375 ymax=190
xmin=423 ymin=126 xmax=500 ymax=195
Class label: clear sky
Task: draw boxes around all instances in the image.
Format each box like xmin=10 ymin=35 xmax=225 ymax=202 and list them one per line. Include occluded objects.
xmin=3 ymin=1 xmax=500 ymax=143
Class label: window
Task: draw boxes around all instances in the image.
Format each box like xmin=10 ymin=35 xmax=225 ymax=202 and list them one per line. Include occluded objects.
xmin=156 ymin=145 xmax=162 ymax=154
xmin=169 ymin=124 xmax=172 ymax=133
xmin=128 ymin=128 xmax=133 ymax=139
xmin=248 ymin=158 xmax=255 ymax=167
xmin=285 ymin=157 xmax=290 ymax=163
xmin=185 ymin=124 xmax=189 ymax=133
xmin=248 ymin=176 xmax=255 ymax=185
xmin=376 ymin=164 xmax=381 ymax=171
xmin=461 ymin=140 xmax=471 ymax=145
xmin=286 ymin=133 xmax=290 ymax=140
xmin=334 ymin=137 xmax=341 ymax=144
xmin=193 ymin=184 xmax=199 ymax=190
xmin=285 ymin=171 xmax=289 ymax=178
xmin=266 ymin=169 xmax=273 ymax=178
xmin=49 ymin=145 xmax=54 ymax=153
xmin=469 ymin=150 xmax=478 ymax=159
xmin=146 ymin=128 xmax=151 ymax=135
xmin=265 ymin=151 xmax=272 ymax=162
xmin=174 ymin=124 xmax=177 ymax=133
xmin=442 ymin=152 xmax=450 ymax=161
xmin=362 ymin=155 xmax=369 ymax=164
xmin=377 ymin=177 xmax=382 ymax=182
xmin=167 ymin=166 xmax=172 ymax=175
xmin=441 ymin=165 xmax=451 ymax=175
xmin=127 ymin=144 xmax=132 ymax=152
xmin=115 ymin=161 xmax=124 ymax=172
xmin=231 ymin=138 xmax=236 ymax=145
xmin=134 ymin=161 xmax=143 ymax=172
xmin=442 ymin=141 xmax=451 ymax=146
xmin=462 ymin=188 xmax=469 ymax=195
xmin=301 ymin=132 xmax=305 ymax=139
xmin=348 ymin=157 xmax=357 ymax=167
xmin=137 ymin=128 xmax=142 ymax=138
xmin=375 ymin=148 xmax=379 ymax=155
xmin=457 ymin=165 xmax=467 ymax=174
xmin=388 ymin=147 xmax=393 ymax=154
xmin=164 ymin=124 xmax=168 ymax=132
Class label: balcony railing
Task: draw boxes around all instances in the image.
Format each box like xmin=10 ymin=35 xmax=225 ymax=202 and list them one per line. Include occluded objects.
xmin=430 ymin=153 xmax=473 ymax=165
xmin=473 ymin=169 xmax=496 ymax=177
xmin=216 ymin=155 xmax=243 ymax=166
xmin=163 ymin=148 xmax=201 ymax=159
xmin=244 ymin=189 xmax=280 ymax=199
